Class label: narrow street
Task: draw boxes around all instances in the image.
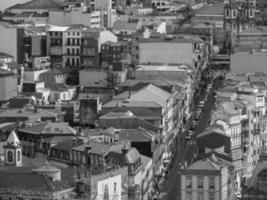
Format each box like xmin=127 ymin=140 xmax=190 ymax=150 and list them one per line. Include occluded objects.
xmin=158 ymin=77 xmax=224 ymax=200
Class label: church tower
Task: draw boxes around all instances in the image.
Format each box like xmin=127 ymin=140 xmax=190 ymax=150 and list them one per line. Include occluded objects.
xmin=3 ymin=131 xmax=22 ymax=167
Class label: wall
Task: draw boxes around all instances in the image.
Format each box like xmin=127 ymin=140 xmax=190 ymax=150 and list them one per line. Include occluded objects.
xmin=230 ymin=52 xmax=267 ymax=74
xmin=0 ymin=24 xmax=18 ymax=62
xmin=181 ymin=174 xmax=221 ymax=200
xmin=139 ymin=42 xmax=193 ymax=65
xmin=24 ymin=69 xmax=49 ymax=82
xmin=0 ymin=75 xmax=17 ymax=101
xmin=79 ymin=70 xmax=108 ymax=87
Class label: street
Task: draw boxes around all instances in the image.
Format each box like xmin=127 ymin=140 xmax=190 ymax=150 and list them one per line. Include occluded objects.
xmin=158 ymin=77 xmax=224 ymax=200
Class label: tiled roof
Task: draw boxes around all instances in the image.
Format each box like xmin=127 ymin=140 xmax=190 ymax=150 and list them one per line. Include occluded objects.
xmin=0 ymin=52 xmax=13 ymax=59
xmin=107 ymin=107 xmax=162 ymax=119
xmin=46 ymin=83 xmax=75 ymax=92
xmin=72 ymin=141 xmax=123 ymax=156
xmin=0 ymin=172 xmax=56 ymax=192
xmin=40 ymin=69 xmax=70 ymax=76
xmin=195 ymin=4 xmax=224 ymax=15
xmin=113 ymin=21 xmax=139 ymax=31
xmin=103 ymin=100 xmax=162 ymax=109
xmin=187 ymin=160 xmax=219 ymax=170
xmin=114 ymin=83 xmax=171 ymax=109
xmin=8 ymin=0 xmax=65 ymax=10
xmin=19 ymin=122 xmax=77 ymax=135
xmin=118 ymin=128 xmax=154 ymax=142
xmin=0 ymin=108 xmax=60 ymax=121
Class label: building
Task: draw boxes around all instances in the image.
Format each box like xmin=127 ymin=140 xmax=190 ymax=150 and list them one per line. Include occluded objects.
xmin=180 ymin=152 xmax=235 ymax=200
xmin=39 ymin=69 xmax=70 ymax=85
xmin=0 ymin=69 xmax=17 ymax=102
xmin=230 ymin=50 xmax=267 ymax=74
xmin=79 ymin=68 xmax=127 ymax=88
xmin=47 ymin=25 xmax=70 ymax=68
xmin=18 ymin=122 xmax=77 ymax=156
xmin=81 ymin=28 xmax=118 ymax=68
xmin=113 ymin=20 xmax=142 ymax=41
xmin=3 ymin=131 xmax=22 ymax=167
xmin=138 ymin=35 xmax=205 ymax=67
xmin=224 ymin=1 xmax=255 ymax=34
xmin=0 ymin=104 xmax=64 ymax=123
xmin=191 ymin=4 xmax=225 ymax=28
xmin=0 ymin=22 xmax=24 ymax=63
xmin=100 ymin=41 xmax=130 ymax=67
xmin=233 ymin=26 xmax=267 ymax=51
xmin=242 ymin=154 xmax=267 ymax=200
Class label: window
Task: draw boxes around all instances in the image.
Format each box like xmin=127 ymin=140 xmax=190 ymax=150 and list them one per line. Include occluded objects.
xmin=186 ymin=192 xmax=192 ymax=200
xmin=209 ymin=177 xmax=215 ymax=189
xmin=197 ymin=177 xmax=204 ymax=189
xmin=233 ymin=10 xmax=236 ymax=17
xmin=7 ymin=151 xmax=13 ymax=162
xmin=17 ymin=151 xmax=20 ymax=162
xmin=197 ymin=192 xmax=204 ymax=200
xmin=209 ymin=193 xmax=214 ymax=200
xmin=186 ymin=176 xmax=192 ymax=189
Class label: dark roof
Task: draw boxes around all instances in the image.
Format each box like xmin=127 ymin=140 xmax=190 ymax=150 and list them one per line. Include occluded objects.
xmin=9 ymin=97 xmax=32 ymax=108
xmin=194 ymin=151 xmax=232 ymax=163
xmin=0 ymin=172 xmax=56 ymax=192
xmin=8 ymin=0 xmax=65 ymax=10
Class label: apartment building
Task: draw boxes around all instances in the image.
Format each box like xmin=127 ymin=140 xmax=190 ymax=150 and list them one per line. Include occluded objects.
xmin=180 ymin=152 xmax=235 ymax=200
xmin=47 ymin=26 xmax=69 ymax=67
xmin=65 ymin=25 xmax=84 ymax=67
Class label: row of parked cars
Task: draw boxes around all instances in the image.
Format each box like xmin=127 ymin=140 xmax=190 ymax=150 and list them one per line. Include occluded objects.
xmin=185 ymin=81 xmax=214 ymax=141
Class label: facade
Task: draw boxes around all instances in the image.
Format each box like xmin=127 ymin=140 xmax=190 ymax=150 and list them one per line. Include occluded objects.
xmin=0 ymin=69 xmax=17 ymax=102
xmin=0 ymin=23 xmax=24 ymax=64
xmin=3 ymin=131 xmax=22 ymax=167
xmin=224 ymin=1 xmax=255 ymax=34
xmin=180 ymin=152 xmax=235 ymax=200
xmin=100 ymin=41 xmax=129 ymax=68
xmin=230 ymin=51 xmax=267 ymax=74
xmin=81 ymin=28 xmax=118 ymax=68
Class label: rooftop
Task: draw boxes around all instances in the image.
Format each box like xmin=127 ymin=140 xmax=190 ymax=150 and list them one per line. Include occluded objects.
xmin=0 ymin=52 xmax=13 ymax=59
xmin=19 ymin=122 xmax=77 ymax=136
xmin=113 ymin=21 xmax=140 ymax=31
xmin=195 ymin=3 xmax=224 ymax=16
xmin=187 ymin=160 xmax=220 ymax=171
xmin=8 ymin=0 xmax=65 ymax=11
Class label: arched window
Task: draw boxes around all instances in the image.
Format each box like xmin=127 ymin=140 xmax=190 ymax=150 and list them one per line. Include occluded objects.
xmin=7 ymin=151 xmax=13 ymax=162
xmin=17 ymin=150 xmax=20 ymax=162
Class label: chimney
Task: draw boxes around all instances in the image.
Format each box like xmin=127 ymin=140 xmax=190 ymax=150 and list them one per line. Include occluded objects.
xmin=121 ymin=141 xmax=130 ymax=154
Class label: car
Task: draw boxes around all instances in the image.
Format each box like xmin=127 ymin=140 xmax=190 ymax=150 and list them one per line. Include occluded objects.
xmin=235 ymin=192 xmax=242 ymax=199
xmin=199 ymin=100 xmax=205 ymax=105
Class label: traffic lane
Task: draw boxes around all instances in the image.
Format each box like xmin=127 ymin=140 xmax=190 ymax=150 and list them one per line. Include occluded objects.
xmin=195 ymin=78 xmax=223 ymax=135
